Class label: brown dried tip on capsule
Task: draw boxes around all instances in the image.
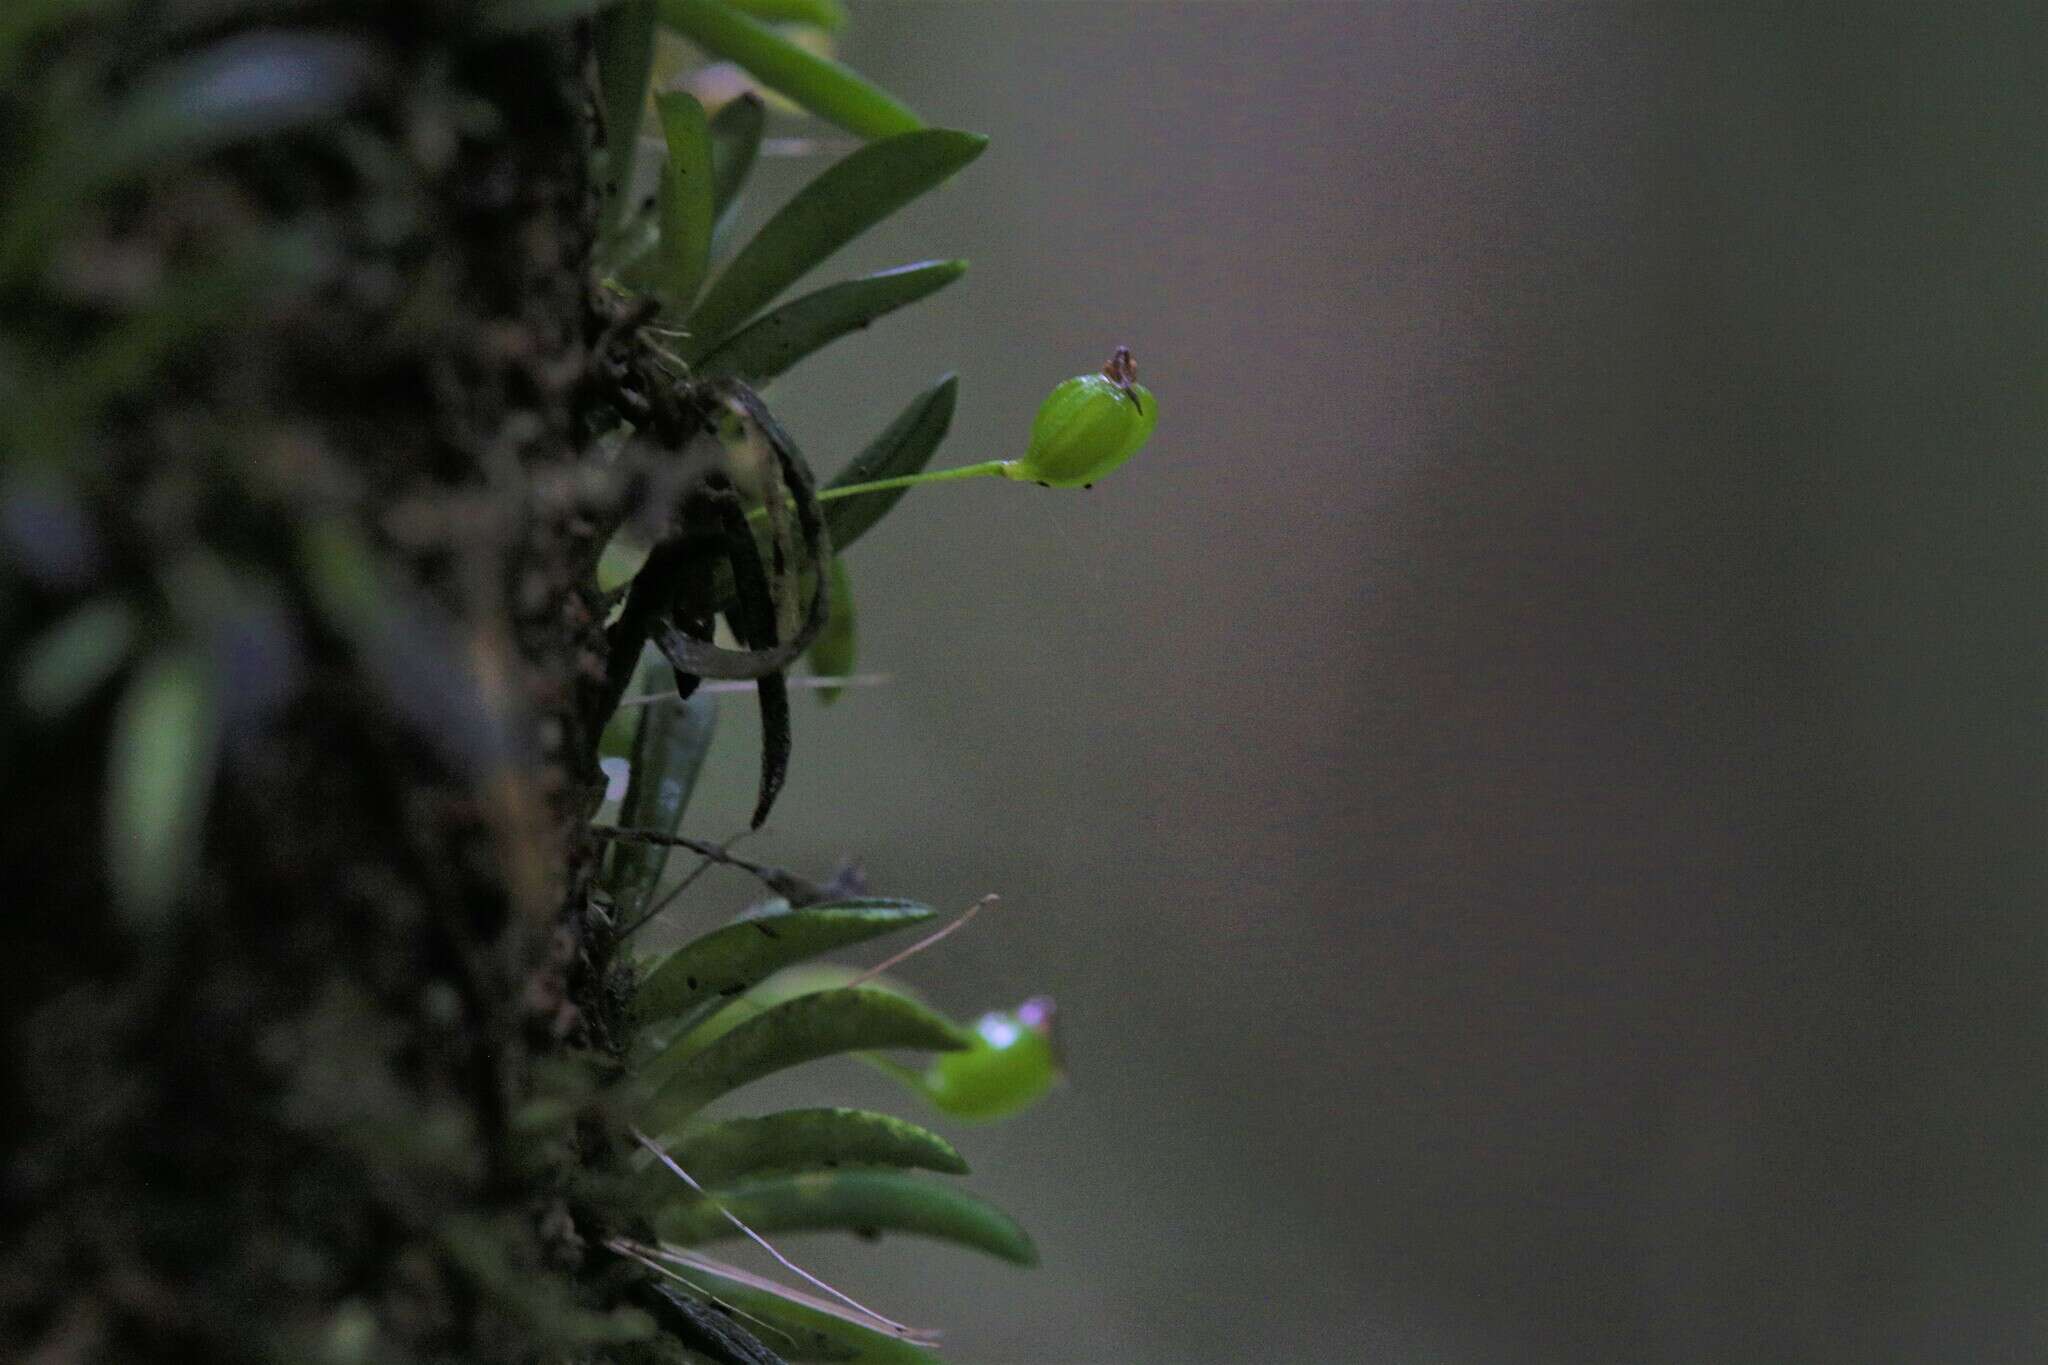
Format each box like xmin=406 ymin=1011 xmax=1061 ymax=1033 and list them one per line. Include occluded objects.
xmin=1102 ymin=345 xmax=1143 ymax=413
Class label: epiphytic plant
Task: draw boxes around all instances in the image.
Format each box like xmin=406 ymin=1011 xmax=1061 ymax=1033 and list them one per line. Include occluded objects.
xmin=551 ymin=2 xmax=1160 ymax=1360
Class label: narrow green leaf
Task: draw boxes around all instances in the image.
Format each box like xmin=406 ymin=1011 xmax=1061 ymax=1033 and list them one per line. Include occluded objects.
xmin=822 ymin=376 xmax=957 ymax=554
xmin=639 ymin=987 xmax=969 ymax=1133
xmin=107 ymin=648 xmax=218 ymax=926
xmin=654 ymin=1262 xmax=935 ymax=1364
xmin=18 ymin=598 xmax=135 ymax=717
xmin=637 ymin=1108 xmax=966 ymax=1201
xmin=638 ymin=900 xmax=934 ymax=1028
xmin=597 ymin=0 xmax=659 ymax=235
xmin=659 ymin=1171 xmax=1038 ymax=1266
xmin=806 ymin=557 xmax=855 ymax=702
xmin=683 ymin=129 xmax=987 ymax=355
xmin=655 ymin=91 xmax=717 ymax=309
xmin=696 ymin=260 xmax=966 ymax=386
xmin=656 ymin=0 xmax=920 ymax=140
xmin=604 ymin=688 xmax=718 ymax=926
xmin=722 ymin=0 xmax=846 ymax=30
xmin=709 ymin=93 xmax=767 ymax=229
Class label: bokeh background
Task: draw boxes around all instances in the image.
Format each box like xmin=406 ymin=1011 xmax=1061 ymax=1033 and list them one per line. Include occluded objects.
xmin=655 ymin=5 xmax=2047 ymax=1361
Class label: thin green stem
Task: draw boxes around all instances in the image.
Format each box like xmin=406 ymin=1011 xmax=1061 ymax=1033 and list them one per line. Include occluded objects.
xmin=816 ymin=459 xmax=1013 ymax=503
xmin=742 ymin=459 xmax=1014 ymax=528
xmin=858 ymin=1052 xmax=929 ymax=1089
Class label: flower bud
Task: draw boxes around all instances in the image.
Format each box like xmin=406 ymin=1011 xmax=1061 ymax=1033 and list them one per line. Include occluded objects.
xmin=920 ymin=996 xmax=1061 ymax=1120
xmin=1005 ymin=347 xmax=1157 ymax=488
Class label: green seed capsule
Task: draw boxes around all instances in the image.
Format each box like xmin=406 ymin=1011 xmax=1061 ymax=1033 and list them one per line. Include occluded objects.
xmin=1005 ymin=347 xmax=1157 ymax=489
xmin=920 ymin=996 xmax=1061 ymax=1121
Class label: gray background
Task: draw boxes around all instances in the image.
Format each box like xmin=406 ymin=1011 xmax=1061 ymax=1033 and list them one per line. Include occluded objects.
xmin=658 ymin=5 xmax=2048 ymax=1361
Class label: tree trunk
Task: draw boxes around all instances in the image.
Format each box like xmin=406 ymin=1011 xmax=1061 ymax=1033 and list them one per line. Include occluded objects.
xmin=3 ymin=5 xmax=642 ymax=1359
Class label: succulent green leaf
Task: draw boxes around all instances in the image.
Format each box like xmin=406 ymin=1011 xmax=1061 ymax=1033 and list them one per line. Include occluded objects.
xmin=108 ymin=647 xmax=218 ymax=926
xmin=655 ymin=91 xmax=717 ymax=308
xmin=638 ymin=900 xmax=935 ymax=1028
xmin=596 ymin=0 xmax=659 ymax=234
xmin=639 ymin=987 xmax=969 ymax=1133
xmin=653 ymin=1263 xmax=935 ymax=1364
xmin=695 ymin=260 xmax=966 ymax=386
xmin=806 ymin=557 xmax=855 ymax=702
xmin=645 ymin=959 xmax=921 ymax=1062
xmin=637 ymin=1108 xmax=966 ymax=1200
xmin=659 ymin=1170 xmax=1038 ymax=1266
xmin=18 ymin=597 xmax=135 ymax=717
xmin=822 ymin=376 xmax=957 ymax=553
xmin=709 ymin=93 xmax=767 ymax=230
xmin=683 ymin=130 xmax=987 ymax=356
xmin=656 ymin=0 xmax=920 ymax=140
xmin=721 ymin=0 xmax=847 ymax=30
xmin=604 ymin=688 xmax=719 ymax=926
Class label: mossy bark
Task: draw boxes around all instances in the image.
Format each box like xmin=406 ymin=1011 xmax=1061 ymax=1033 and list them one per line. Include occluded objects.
xmin=1 ymin=5 xmax=651 ymax=1360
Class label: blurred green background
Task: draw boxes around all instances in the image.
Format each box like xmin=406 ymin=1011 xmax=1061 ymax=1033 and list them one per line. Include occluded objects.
xmin=655 ymin=5 xmax=2046 ymax=1361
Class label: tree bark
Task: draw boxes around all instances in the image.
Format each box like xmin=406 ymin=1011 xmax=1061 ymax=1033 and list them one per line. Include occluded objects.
xmin=3 ymin=5 xmax=640 ymax=1359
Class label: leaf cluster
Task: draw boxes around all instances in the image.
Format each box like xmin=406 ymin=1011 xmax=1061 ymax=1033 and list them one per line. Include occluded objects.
xmin=567 ymin=6 xmax=1064 ymax=1361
